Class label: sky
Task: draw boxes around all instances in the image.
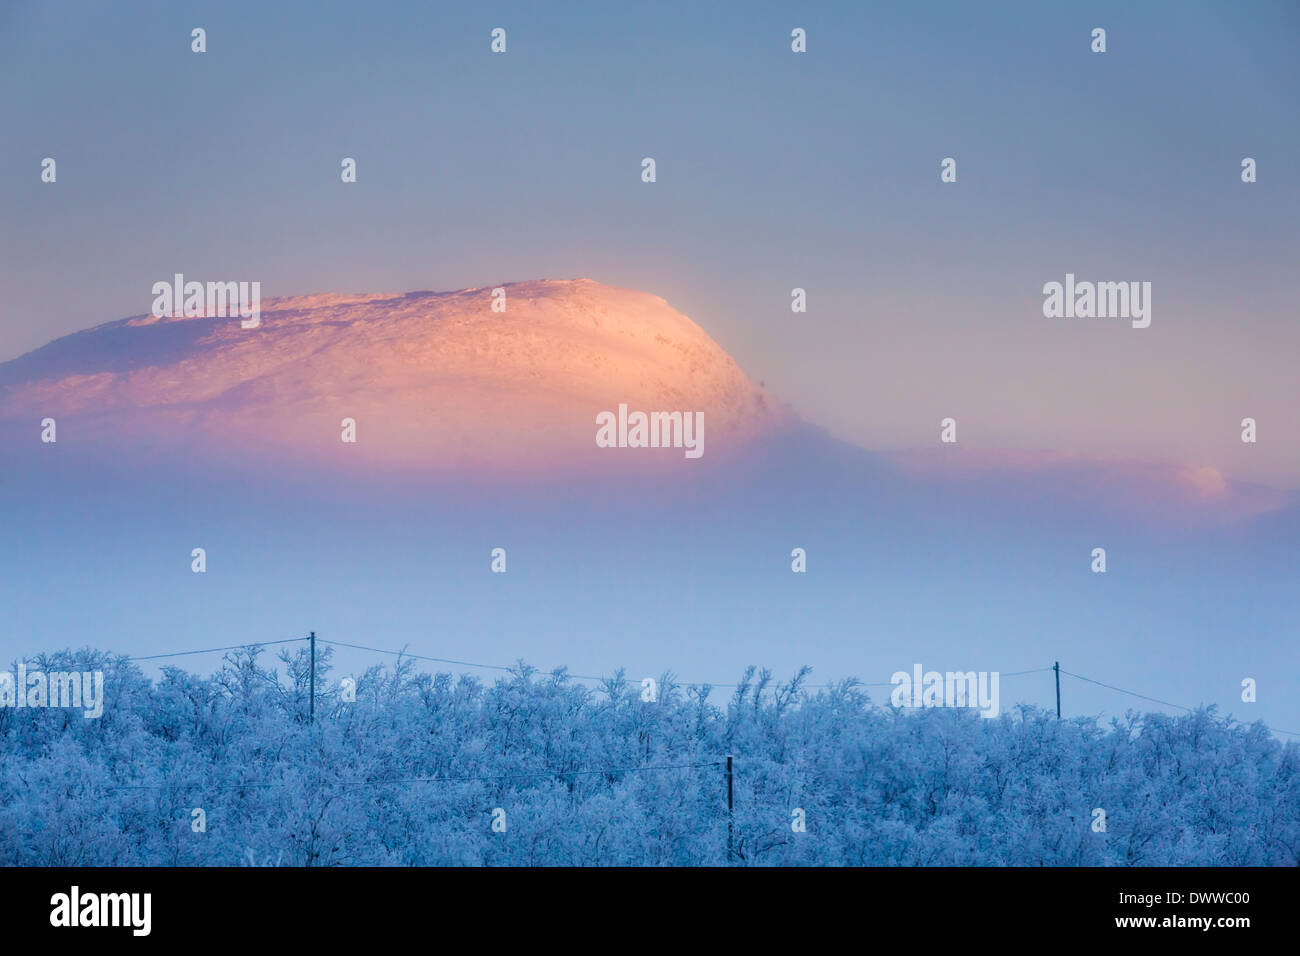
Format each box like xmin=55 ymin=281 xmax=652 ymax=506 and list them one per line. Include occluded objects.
xmin=0 ymin=2 xmax=1297 ymax=736
xmin=2 ymin=0 xmax=1297 ymax=485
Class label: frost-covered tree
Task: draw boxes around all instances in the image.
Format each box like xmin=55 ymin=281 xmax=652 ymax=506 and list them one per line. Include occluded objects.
xmin=0 ymin=647 xmax=1295 ymax=866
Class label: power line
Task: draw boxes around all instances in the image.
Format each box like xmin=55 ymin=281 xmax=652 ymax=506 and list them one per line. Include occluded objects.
xmin=315 ymin=639 xmax=517 ymax=676
xmin=1059 ymin=667 xmax=1300 ymax=737
xmin=125 ymin=638 xmax=306 ymax=662
xmin=317 ymin=636 xmax=815 ymax=687
xmin=1059 ymin=667 xmax=1192 ymax=713
xmin=322 ymin=636 xmax=818 ymax=687
xmin=314 ymin=637 xmax=1053 ymax=690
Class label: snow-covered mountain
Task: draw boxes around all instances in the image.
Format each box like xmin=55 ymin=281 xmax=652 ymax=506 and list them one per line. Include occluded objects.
xmin=0 ymin=279 xmax=787 ymax=474
xmin=0 ymin=277 xmax=1289 ymax=524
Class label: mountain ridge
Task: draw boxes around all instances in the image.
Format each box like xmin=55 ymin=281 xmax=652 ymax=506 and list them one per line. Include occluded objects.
xmin=0 ymin=279 xmax=789 ymax=472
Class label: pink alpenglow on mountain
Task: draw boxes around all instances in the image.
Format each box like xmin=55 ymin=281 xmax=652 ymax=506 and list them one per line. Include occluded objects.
xmin=0 ymin=280 xmax=787 ymax=476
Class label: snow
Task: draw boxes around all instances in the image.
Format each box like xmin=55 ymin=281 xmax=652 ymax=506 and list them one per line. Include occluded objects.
xmin=0 ymin=280 xmax=787 ymax=473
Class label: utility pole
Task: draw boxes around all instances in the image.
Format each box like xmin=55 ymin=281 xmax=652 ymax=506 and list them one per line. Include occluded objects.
xmin=1053 ymin=661 xmax=1061 ymax=719
xmin=726 ymin=755 xmax=734 ymax=865
xmin=309 ymin=629 xmax=317 ymax=723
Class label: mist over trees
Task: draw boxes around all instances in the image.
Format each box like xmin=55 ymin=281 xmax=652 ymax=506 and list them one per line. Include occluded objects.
xmin=2 ymin=647 xmax=1296 ymax=866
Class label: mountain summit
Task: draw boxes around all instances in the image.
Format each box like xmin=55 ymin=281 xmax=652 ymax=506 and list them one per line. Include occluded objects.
xmin=0 ymin=279 xmax=786 ymax=473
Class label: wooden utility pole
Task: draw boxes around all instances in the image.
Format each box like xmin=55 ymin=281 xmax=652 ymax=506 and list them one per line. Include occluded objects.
xmin=309 ymin=632 xmax=317 ymax=723
xmin=726 ymin=755 xmax=734 ymax=864
xmin=1053 ymin=661 xmax=1061 ymax=719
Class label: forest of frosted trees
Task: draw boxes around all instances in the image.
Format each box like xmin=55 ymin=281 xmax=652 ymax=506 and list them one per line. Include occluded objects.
xmin=2 ymin=646 xmax=1297 ymax=866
